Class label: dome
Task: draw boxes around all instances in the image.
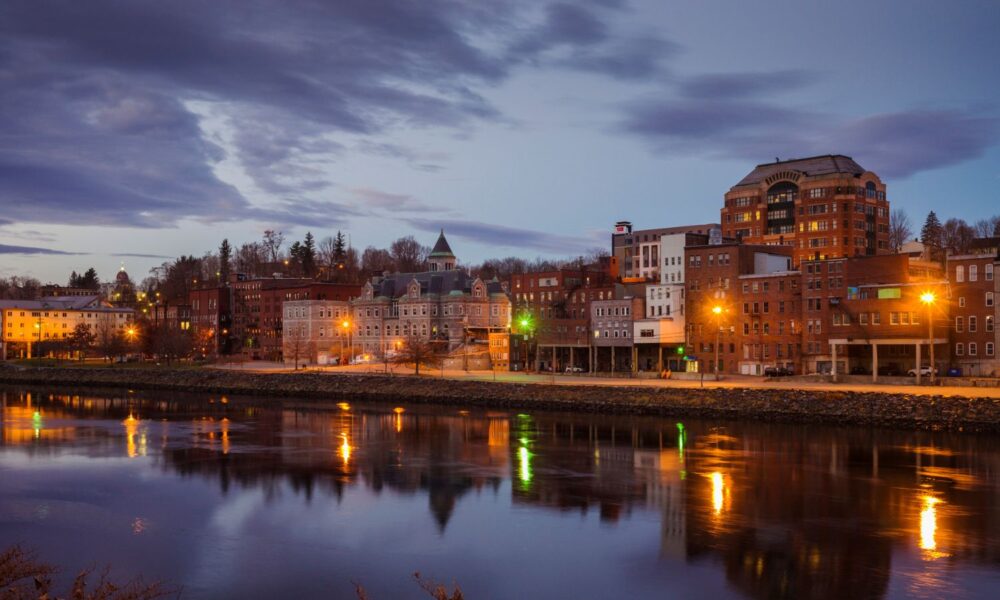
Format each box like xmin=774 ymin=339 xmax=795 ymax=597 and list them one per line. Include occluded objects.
xmin=116 ymin=265 xmax=130 ymax=283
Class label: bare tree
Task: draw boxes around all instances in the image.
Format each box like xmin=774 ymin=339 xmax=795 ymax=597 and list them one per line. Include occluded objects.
xmin=973 ymin=215 xmax=1000 ymax=238
xmin=888 ymin=209 xmax=913 ymax=252
xmin=942 ymin=218 xmax=975 ymax=255
xmin=262 ymin=229 xmax=285 ymax=264
xmin=390 ymin=236 xmax=428 ymax=273
xmin=94 ymin=316 xmax=126 ymax=363
xmin=391 ymin=339 xmax=445 ymax=376
xmin=235 ymin=241 xmax=266 ymax=277
xmin=361 ymin=246 xmax=394 ymax=275
xmin=283 ymin=324 xmax=309 ymax=369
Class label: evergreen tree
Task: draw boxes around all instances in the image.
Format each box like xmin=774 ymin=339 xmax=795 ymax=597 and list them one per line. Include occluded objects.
xmin=68 ymin=270 xmax=79 ymax=287
xmin=333 ymin=231 xmax=346 ymax=265
xmin=302 ymin=232 xmax=317 ymax=277
xmin=920 ymin=211 xmax=943 ymax=247
xmin=219 ymin=238 xmax=232 ymax=284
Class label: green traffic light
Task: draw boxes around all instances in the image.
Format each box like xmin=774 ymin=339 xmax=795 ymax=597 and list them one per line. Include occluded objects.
xmin=676 ymin=346 xmax=684 ymax=354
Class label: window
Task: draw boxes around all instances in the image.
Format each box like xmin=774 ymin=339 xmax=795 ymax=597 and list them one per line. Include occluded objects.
xmin=969 ymin=342 xmax=977 ymax=356
xmin=956 ymin=342 xmax=964 ymax=356
xmin=969 ymin=316 xmax=977 ymax=332
xmin=987 ymin=264 xmax=994 ymax=281
xmin=987 ymin=342 xmax=995 ymax=356
xmin=987 ymin=316 xmax=994 ymax=332
xmin=959 ymin=297 xmax=966 ymax=308
xmin=987 ymin=292 xmax=994 ymax=307
xmin=955 ymin=265 xmax=964 ymax=282
xmin=955 ymin=316 xmax=964 ymax=332
xmin=970 ymin=265 xmax=978 ymax=282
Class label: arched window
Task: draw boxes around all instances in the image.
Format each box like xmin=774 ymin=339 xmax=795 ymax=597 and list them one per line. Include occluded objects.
xmin=767 ymin=182 xmax=798 ymax=205
xmin=865 ymin=181 xmax=876 ymax=198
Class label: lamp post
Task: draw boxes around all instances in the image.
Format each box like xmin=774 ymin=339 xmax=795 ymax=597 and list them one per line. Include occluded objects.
xmin=920 ymin=292 xmax=936 ymax=385
xmin=711 ymin=305 xmax=724 ymax=381
xmin=341 ymin=319 xmax=353 ymax=366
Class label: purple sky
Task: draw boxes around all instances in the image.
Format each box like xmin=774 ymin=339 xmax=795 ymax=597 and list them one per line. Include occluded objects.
xmin=2 ymin=0 xmax=998 ymax=284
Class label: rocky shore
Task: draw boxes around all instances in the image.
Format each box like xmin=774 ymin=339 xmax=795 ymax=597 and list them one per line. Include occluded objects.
xmin=2 ymin=364 xmax=999 ymax=432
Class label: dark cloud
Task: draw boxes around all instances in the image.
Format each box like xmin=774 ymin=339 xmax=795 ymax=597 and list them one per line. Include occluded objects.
xmin=678 ymin=70 xmax=814 ymax=99
xmin=832 ymin=109 xmax=999 ymax=179
xmin=507 ymin=2 xmax=674 ymax=79
xmin=0 ymin=244 xmax=78 ymax=256
xmin=404 ymin=218 xmax=591 ymax=254
xmin=0 ymin=0 xmax=675 ymax=230
xmin=620 ymin=77 xmax=998 ymax=178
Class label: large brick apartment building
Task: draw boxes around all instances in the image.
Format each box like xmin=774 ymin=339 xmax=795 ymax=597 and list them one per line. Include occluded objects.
xmin=721 ymin=155 xmax=890 ymax=266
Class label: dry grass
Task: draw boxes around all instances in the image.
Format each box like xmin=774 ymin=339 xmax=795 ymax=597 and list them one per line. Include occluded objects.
xmin=0 ymin=546 xmax=172 ymax=600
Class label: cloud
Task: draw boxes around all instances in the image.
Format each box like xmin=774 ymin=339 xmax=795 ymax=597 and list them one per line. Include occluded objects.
xmin=0 ymin=244 xmax=79 ymax=256
xmin=350 ymin=188 xmax=450 ymax=214
xmin=619 ymin=72 xmax=998 ymax=178
xmin=831 ymin=109 xmax=999 ymax=179
xmin=677 ymin=70 xmax=815 ymax=99
xmin=403 ymin=218 xmax=592 ymax=254
xmin=0 ymin=0 xmax=678 ymax=231
xmin=109 ymin=253 xmax=175 ymax=259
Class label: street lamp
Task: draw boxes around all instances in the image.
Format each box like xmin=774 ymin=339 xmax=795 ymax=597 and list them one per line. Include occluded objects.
xmin=711 ymin=305 xmax=724 ymax=381
xmin=920 ymin=291 xmax=936 ymax=385
xmin=341 ymin=319 xmax=352 ymax=365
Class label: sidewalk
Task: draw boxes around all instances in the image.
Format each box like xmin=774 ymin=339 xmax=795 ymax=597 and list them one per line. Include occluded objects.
xmin=209 ymin=361 xmax=1000 ymax=398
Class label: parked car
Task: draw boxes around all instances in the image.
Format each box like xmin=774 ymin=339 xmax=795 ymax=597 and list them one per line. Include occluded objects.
xmin=878 ymin=365 xmax=901 ymax=377
xmin=850 ymin=366 xmax=869 ymax=375
xmin=565 ymin=366 xmax=584 ymax=373
xmin=907 ymin=366 xmax=938 ymax=377
xmin=763 ymin=366 xmax=793 ymax=377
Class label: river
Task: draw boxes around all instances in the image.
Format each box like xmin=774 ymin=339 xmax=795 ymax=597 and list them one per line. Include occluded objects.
xmin=1 ymin=386 xmax=998 ymax=599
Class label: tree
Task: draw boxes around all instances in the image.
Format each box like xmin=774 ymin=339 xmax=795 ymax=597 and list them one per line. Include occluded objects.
xmin=888 ymin=209 xmax=913 ymax=253
xmin=235 ymin=242 xmax=266 ymax=278
xmin=391 ymin=339 xmax=446 ymax=376
xmin=284 ymin=325 xmax=309 ymax=370
xmin=66 ymin=323 xmax=95 ymax=361
xmin=263 ymin=229 xmax=285 ymax=264
xmin=920 ymin=211 xmax=943 ymax=247
xmin=334 ymin=231 xmax=347 ymax=265
xmin=219 ymin=238 xmax=232 ymax=284
xmin=94 ymin=317 xmax=127 ymax=363
xmin=920 ymin=211 xmax=945 ymax=262
xmin=150 ymin=324 xmax=193 ymax=363
xmin=0 ymin=276 xmax=41 ymax=300
xmin=942 ymin=218 xmax=975 ymax=255
xmin=390 ymin=236 xmax=428 ymax=273
xmin=68 ymin=268 xmax=100 ymax=290
xmin=302 ymin=232 xmax=317 ymax=277
xmin=361 ymin=246 xmax=395 ymax=275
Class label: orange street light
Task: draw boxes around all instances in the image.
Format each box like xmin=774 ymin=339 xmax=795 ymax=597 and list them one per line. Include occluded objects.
xmin=920 ymin=291 xmax=937 ymax=384
xmin=711 ymin=305 xmax=725 ymax=380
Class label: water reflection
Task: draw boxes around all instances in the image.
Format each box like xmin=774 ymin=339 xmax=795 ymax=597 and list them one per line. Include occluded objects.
xmin=2 ymin=387 xmax=1000 ymax=599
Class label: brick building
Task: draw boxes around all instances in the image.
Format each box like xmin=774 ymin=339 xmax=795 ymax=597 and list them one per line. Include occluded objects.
xmin=721 ymin=155 xmax=890 ymax=266
xmin=611 ymin=222 xmax=718 ymax=281
xmin=510 ymin=261 xmax=613 ymax=371
xmin=189 ymin=286 xmax=231 ymax=355
xmin=684 ymin=242 xmax=798 ymax=376
xmin=590 ymin=293 xmax=645 ymax=373
xmin=946 ymin=240 xmax=998 ymax=376
xmin=803 ymin=254 xmax=948 ymax=380
xmin=282 ymin=299 xmax=352 ymax=366
xmin=231 ymin=277 xmax=360 ymax=360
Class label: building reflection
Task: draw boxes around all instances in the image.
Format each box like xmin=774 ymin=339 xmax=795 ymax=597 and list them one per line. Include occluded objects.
xmin=3 ymin=386 xmax=1000 ymax=598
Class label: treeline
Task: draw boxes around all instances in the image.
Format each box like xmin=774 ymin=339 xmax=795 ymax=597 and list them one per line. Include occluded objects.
xmin=886 ymin=210 xmax=999 ymax=255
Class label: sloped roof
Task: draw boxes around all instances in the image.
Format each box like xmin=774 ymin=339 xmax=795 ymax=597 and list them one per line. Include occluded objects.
xmin=371 ymin=270 xmax=503 ymax=300
xmin=0 ymin=295 xmax=123 ymax=311
xmin=429 ymin=229 xmax=455 ymax=258
xmin=734 ymin=155 xmax=868 ymax=188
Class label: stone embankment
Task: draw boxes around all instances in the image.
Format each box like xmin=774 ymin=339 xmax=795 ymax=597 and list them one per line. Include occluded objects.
xmin=1 ymin=365 xmax=999 ymax=432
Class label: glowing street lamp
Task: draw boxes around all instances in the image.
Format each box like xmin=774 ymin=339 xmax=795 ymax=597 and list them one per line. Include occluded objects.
xmin=920 ymin=292 xmax=936 ymax=385
xmin=711 ymin=305 xmax=724 ymax=381
xmin=340 ymin=319 xmax=353 ymax=365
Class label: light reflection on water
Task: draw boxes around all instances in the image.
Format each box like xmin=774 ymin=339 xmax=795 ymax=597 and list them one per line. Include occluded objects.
xmin=2 ymin=386 xmax=1000 ymax=599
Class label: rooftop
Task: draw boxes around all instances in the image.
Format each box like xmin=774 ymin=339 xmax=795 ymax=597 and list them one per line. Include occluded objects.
xmin=429 ymin=229 xmax=455 ymax=258
xmin=733 ymin=154 xmax=868 ymax=188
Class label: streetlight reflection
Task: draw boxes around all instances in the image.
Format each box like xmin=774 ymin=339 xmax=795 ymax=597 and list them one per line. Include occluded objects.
xmin=340 ymin=434 xmax=351 ymax=464
xmin=711 ymin=472 xmax=725 ymax=515
xmin=920 ymin=495 xmax=940 ymax=553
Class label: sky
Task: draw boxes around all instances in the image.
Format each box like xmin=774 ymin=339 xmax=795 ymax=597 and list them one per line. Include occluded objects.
xmin=1 ymin=0 xmax=998 ymax=284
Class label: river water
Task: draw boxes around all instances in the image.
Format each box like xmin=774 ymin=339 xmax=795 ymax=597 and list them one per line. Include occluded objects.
xmin=1 ymin=386 xmax=998 ymax=599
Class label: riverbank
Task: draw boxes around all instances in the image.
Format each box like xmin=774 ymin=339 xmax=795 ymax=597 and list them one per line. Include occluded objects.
xmin=2 ymin=364 xmax=999 ymax=431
